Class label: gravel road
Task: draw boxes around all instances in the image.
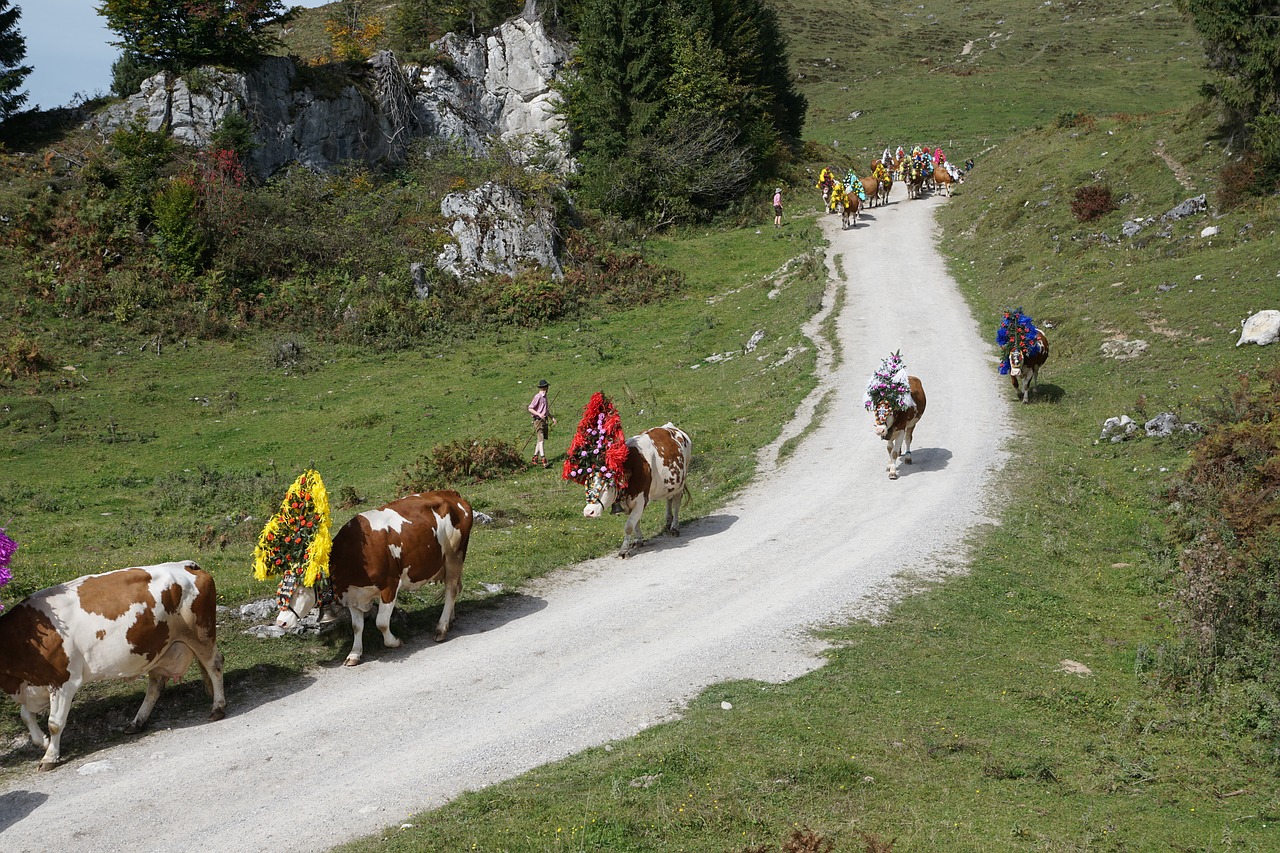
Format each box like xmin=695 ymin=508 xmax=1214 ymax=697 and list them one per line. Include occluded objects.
xmin=0 ymin=186 xmax=1009 ymax=851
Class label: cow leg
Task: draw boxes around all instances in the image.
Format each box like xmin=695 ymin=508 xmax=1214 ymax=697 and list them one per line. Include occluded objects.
xmin=887 ymin=435 xmax=901 ymax=480
xmin=16 ymin=690 xmax=50 ymax=751
xmin=619 ymin=503 xmax=647 ymax=558
xmin=902 ymin=425 xmax=915 ymax=465
xmin=39 ymin=679 xmax=82 ymax=770
xmin=344 ymin=603 xmax=370 ymax=666
xmin=434 ymin=557 xmax=464 ymax=642
xmin=126 ymin=642 xmax=195 ymax=734
xmin=374 ymin=597 xmax=403 ymax=651
xmin=664 ymin=495 xmax=682 ymax=536
xmin=195 ymin=647 xmax=227 ymax=722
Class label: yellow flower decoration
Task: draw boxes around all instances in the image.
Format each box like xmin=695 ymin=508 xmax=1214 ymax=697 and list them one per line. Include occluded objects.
xmin=252 ymin=469 xmax=333 ymax=587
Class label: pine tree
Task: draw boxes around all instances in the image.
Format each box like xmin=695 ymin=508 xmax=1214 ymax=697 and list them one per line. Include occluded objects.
xmin=0 ymin=0 xmax=32 ymax=118
xmin=560 ymin=0 xmax=806 ymax=222
xmin=1177 ymin=0 xmax=1280 ymax=189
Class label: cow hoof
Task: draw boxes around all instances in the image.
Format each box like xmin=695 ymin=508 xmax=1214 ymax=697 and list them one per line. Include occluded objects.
xmin=343 ymin=656 xmax=362 ymax=667
xmin=124 ymin=720 xmax=146 ymax=735
xmin=434 ymin=630 xmax=449 ymax=643
xmin=667 ymin=528 xmax=680 ymax=537
xmin=208 ymin=707 xmax=226 ymax=722
xmin=888 ymin=471 xmax=899 ymax=480
xmin=903 ymin=455 xmax=912 ymax=465
xmin=37 ymin=760 xmax=59 ymax=772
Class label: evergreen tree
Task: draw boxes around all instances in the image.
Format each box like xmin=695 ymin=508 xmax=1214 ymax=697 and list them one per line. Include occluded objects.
xmin=1177 ymin=0 xmax=1280 ymax=189
xmin=0 ymin=0 xmax=31 ymax=118
xmin=560 ymin=0 xmax=805 ymax=222
xmin=97 ymin=0 xmax=296 ymax=72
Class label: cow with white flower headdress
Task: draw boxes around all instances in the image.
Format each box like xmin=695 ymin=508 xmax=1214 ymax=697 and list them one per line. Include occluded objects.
xmin=865 ymin=351 xmax=927 ymax=480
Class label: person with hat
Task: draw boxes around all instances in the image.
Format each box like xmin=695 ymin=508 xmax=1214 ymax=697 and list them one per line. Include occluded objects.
xmin=772 ymin=186 xmax=783 ymax=228
xmin=527 ymin=379 xmax=557 ymax=468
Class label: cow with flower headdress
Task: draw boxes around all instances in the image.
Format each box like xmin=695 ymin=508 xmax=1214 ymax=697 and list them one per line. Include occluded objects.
xmin=564 ymin=393 xmax=692 ymax=558
xmin=865 ymin=351 xmax=927 ymax=480
xmin=997 ymin=309 xmax=1050 ymax=404
xmin=257 ymin=470 xmax=473 ymax=666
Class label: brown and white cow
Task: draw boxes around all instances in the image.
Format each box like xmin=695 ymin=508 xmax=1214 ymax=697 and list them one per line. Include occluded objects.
xmin=276 ymin=490 xmax=473 ymax=666
xmin=1008 ymin=330 xmax=1049 ymax=404
xmin=582 ymin=423 xmax=692 ymax=558
xmin=0 ymin=561 xmax=226 ymax=770
xmin=872 ymin=376 xmax=927 ymax=479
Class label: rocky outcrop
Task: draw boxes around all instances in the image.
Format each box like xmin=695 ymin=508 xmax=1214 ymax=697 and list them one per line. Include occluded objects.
xmin=91 ymin=14 xmax=571 ymax=180
xmin=436 ymin=182 xmax=562 ymax=280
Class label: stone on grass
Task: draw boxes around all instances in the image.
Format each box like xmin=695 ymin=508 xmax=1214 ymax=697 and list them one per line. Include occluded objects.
xmin=1237 ymin=310 xmax=1280 ymax=347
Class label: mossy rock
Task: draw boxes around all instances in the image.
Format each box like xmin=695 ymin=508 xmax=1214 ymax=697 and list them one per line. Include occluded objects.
xmin=0 ymin=399 xmax=59 ymax=431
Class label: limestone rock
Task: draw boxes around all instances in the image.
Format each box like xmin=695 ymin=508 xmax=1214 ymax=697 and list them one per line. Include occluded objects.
xmin=1100 ymin=338 xmax=1149 ymax=360
xmin=91 ymin=16 xmax=571 ymax=179
xmin=437 ymin=182 xmax=561 ymax=280
xmin=1237 ymin=309 xmax=1280 ymax=347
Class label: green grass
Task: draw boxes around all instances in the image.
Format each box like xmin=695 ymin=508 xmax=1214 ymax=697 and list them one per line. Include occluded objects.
xmin=787 ymin=0 xmax=1203 ymax=167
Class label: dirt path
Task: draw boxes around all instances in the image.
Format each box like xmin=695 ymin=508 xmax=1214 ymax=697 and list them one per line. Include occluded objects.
xmin=0 ymin=186 xmax=1009 ymax=852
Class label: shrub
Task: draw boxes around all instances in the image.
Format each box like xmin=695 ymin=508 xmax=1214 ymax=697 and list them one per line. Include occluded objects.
xmin=1162 ymin=366 xmax=1280 ymax=745
xmin=152 ymin=177 xmax=206 ymax=274
xmin=398 ymin=437 xmax=526 ymax=492
xmin=1054 ymin=111 xmax=1096 ymax=131
xmin=0 ymin=331 xmax=49 ymax=378
xmin=1070 ymin=184 xmax=1118 ymax=221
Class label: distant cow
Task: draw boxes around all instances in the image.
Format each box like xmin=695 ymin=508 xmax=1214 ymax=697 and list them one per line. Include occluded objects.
xmin=1008 ymin=330 xmax=1049 ymax=404
xmin=581 ymin=424 xmax=692 ymax=558
xmin=871 ymin=376 xmax=927 ymax=479
xmin=276 ymin=491 xmax=473 ymax=666
xmin=0 ymin=561 xmax=226 ymax=770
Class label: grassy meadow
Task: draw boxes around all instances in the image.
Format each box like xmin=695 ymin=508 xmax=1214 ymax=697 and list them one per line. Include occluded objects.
xmin=4 ymin=0 xmax=1280 ymax=849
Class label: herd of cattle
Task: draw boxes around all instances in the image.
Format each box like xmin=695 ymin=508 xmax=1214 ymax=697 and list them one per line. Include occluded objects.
xmin=1 ymin=178 xmax=1051 ymax=770
xmin=0 ymin=417 xmax=694 ymax=770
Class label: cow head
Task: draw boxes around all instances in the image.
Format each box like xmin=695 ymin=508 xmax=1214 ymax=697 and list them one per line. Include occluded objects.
xmin=274 ymin=571 xmax=331 ymax=630
xmin=873 ymin=401 xmax=897 ymax=439
xmin=1008 ymin=347 xmax=1025 ymax=377
xmin=582 ymin=472 xmax=623 ymax=519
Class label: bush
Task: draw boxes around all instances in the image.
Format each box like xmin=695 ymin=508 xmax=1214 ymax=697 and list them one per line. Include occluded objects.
xmin=1162 ymin=366 xmax=1280 ymax=745
xmin=1070 ymin=184 xmax=1118 ymax=221
xmin=152 ymin=177 xmax=206 ymax=274
xmin=397 ymin=437 xmax=526 ymax=492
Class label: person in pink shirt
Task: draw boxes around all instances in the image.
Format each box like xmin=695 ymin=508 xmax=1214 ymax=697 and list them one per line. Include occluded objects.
xmin=772 ymin=187 xmax=783 ymax=227
xmin=527 ymin=379 xmax=557 ymax=468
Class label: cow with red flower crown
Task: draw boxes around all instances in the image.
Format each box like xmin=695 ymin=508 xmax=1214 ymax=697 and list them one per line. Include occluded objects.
xmin=564 ymin=393 xmax=692 ymax=558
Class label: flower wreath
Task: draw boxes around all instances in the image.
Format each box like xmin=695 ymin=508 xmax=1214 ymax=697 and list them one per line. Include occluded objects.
xmin=253 ymin=468 xmax=333 ymax=588
xmin=996 ymin=309 xmax=1043 ymax=375
xmin=0 ymin=524 xmax=16 ymax=613
xmin=864 ymin=350 xmax=914 ymax=412
xmin=562 ymin=392 xmax=629 ymax=489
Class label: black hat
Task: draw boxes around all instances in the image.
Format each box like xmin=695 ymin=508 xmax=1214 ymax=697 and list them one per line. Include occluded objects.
xmin=537 ymin=379 xmax=549 ymax=388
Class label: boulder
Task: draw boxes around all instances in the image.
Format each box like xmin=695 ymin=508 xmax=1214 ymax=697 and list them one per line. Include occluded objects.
xmin=1162 ymin=194 xmax=1206 ymax=221
xmin=1237 ymin=309 xmax=1280 ymax=347
xmin=1100 ymin=415 xmax=1138 ymax=442
xmin=436 ymin=182 xmax=561 ymax=280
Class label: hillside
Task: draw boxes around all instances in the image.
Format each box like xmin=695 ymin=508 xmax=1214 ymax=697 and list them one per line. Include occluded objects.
xmin=4 ymin=0 xmax=1280 ymax=849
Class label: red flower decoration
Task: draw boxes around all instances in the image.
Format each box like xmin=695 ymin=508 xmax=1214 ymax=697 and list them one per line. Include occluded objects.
xmin=562 ymin=391 xmax=629 ymax=489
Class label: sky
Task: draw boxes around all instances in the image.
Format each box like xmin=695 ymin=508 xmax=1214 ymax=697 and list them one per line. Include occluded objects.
xmin=17 ymin=1 xmax=332 ymax=111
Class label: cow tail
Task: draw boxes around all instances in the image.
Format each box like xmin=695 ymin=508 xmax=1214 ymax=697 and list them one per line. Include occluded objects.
xmin=680 ymin=482 xmax=693 ymax=509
